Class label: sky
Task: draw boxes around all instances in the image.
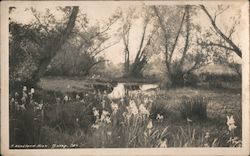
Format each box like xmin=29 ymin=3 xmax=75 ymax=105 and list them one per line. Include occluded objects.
xmin=9 ymin=2 xmax=244 ymax=64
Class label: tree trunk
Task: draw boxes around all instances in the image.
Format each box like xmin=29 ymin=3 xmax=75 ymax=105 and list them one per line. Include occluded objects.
xmin=31 ymin=7 xmax=79 ymax=84
xmin=179 ymin=5 xmax=190 ymax=70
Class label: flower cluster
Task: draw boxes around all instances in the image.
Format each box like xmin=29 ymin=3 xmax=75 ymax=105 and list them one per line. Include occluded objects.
xmin=127 ymin=100 xmax=139 ymax=115
xmin=226 ymin=115 xmax=241 ymax=147
xmin=100 ymin=110 xmax=111 ymax=124
xmin=139 ymin=104 xmax=150 ymax=116
xmin=111 ymin=102 xmax=119 ymax=114
xmin=10 ymin=86 xmax=45 ymax=123
xmin=92 ymin=108 xmax=111 ymax=130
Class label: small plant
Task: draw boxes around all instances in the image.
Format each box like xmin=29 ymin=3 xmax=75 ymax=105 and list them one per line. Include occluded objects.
xmin=179 ymin=96 xmax=208 ymax=120
xmin=9 ymin=86 xmax=44 ymax=145
xmin=226 ymin=115 xmax=242 ymax=147
xmin=150 ymin=102 xmax=169 ymax=121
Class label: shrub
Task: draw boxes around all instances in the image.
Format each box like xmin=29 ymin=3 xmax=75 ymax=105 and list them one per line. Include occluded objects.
xmin=184 ymin=73 xmax=199 ymax=87
xmin=179 ymin=96 xmax=208 ymax=120
xmin=169 ymin=64 xmax=184 ymax=87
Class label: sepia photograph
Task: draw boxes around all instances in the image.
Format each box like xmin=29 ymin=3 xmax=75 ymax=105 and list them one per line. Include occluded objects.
xmin=1 ymin=0 xmax=249 ymax=155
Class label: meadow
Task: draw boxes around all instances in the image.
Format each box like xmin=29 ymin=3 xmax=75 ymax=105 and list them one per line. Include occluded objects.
xmin=7 ymin=3 xmax=244 ymax=150
xmin=9 ymin=77 xmax=242 ymax=148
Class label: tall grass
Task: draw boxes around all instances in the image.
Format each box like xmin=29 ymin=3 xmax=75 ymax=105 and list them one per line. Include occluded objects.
xmin=9 ymin=86 xmax=242 ymax=148
xmin=179 ymin=96 xmax=207 ymax=120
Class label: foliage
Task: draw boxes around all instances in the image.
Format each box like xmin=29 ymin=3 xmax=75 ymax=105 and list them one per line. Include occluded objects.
xmin=118 ymin=6 xmax=155 ymax=78
xmin=152 ymin=5 xmax=212 ymax=87
xmin=9 ymin=86 xmax=242 ymax=148
xmin=9 ymin=7 xmax=79 ymax=88
xmin=179 ymin=96 xmax=208 ymax=120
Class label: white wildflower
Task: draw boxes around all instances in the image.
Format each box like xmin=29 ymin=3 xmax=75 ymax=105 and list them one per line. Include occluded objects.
xmin=92 ymin=124 xmax=99 ymax=129
xmin=129 ymin=100 xmax=138 ymax=115
xmin=123 ymin=111 xmax=132 ymax=121
xmin=156 ymin=114 xmax=164 ymax=120
xmin=100 ymin=110 xmax=110 ymax=121
xmin=93 ymin=108 xmax=99 ymax=118
xmin=111 ymin=102 xmax=119 ymax=114
xmin=205 ymin=132 xmax=210 ymax=139
xmin=37 ymin=103 xmax=43 ymax=110
xmin=107 ymin=131 xmax=112 ymax=136
xmin=120 ymin=98 xmax=125 ymax=104
xmin=147 ymin=119 xmax=153 ymax=129
xmin=23 ymin=86 xmax=27 ymax=91
xmin=19 ymin=104 xmax=26 ymax=111
xmin=187 ymin=118 xmax=192 ymax=123
xmin=105 ymin=116 xmax=111 ymax=124
xmin=10 ymin=98 xmax=15 ymax=103
xmin=159 ymin=139 xmax=167 ymax=148
xmin=30 ymin=88 xmax=35 ymax=94
xmin=101 ymin=100 xmax=105 ymax=108
xmin=227 ymin=115 xmax=237 ymax=131
xmin=76 ymin=94 xmax=80 ymax=100
xmin=102 ymin=110 xmax=110 ymax=116
xmin=64 ymin=95 xmax=69 ymax=102
xmin=139 ymin=104 xmax=150 ymax=116
xmin=15 ymin=92 xmax=19 ymax=97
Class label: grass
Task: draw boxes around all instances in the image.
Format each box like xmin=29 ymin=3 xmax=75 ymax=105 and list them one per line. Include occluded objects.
xmin=9 ymin=77 xmax=242 ymax=148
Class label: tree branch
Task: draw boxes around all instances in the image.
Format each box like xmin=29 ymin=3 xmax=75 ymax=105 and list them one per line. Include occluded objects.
xmin=200 ymin=42 xmax=235 ymax=51
xmin=200 ymin=5 xmax=242 ymax=58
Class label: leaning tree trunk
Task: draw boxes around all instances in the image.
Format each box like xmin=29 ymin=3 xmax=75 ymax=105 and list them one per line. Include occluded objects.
xmin=129 ymin=55 xmax=147 ymax=78
xmin=31 ymin=6 xmax=79 ymax=85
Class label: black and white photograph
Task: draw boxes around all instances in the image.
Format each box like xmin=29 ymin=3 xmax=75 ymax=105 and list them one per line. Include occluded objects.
xmin=1 ymin=1 xmax=249 ymax=155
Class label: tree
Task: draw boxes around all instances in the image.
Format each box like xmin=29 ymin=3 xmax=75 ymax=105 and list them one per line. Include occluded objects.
xmin=31 ymin=6 xmax=79 ymax=83
xmin=120 ymin=7 xmax=155 ymax=78
xmin=9 ymin=6 xmax=79 ymax=87
xmin=200 ymin=5 xmax=242 ymax=58
xmin=72 ymin=9 xmax=121 ymax=76
xmin=153 ymin=5 xmax=211 ymax=86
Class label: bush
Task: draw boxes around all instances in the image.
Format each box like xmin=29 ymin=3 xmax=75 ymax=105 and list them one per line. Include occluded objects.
xmin=179 ymin=96 xmax=208 ymax=120
xmin=169 ymin=64 xmax=184 ymax=87
xmin=184 ymin=73 xmax=199 ymax=87
xmin=166 ymin=62 xmax=199 ymax=87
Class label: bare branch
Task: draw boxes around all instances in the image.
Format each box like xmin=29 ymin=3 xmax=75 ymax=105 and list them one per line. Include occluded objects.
xmin=213 ymin=5 xmax=230 ymax=22
xmin=92 ymin=41 xmax=120 ymax=57
xmin=88 ymin=59 xmax=107 ymax=71
xmin=153 ymin=6 xmax=169 ymax=43
xmin=134 ymin=21 xmax=148 ymax=62
xmin=200 ymin=5 xmax=242 ymax=58
xmin=30 ymin=7 xmax=50 ymax=35
xmin=200 ymin=42 xmax=235 ymax=52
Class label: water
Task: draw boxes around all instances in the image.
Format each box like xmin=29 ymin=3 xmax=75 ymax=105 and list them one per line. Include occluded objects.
xmin=107 ymin=83 xmax=159 ymax=99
